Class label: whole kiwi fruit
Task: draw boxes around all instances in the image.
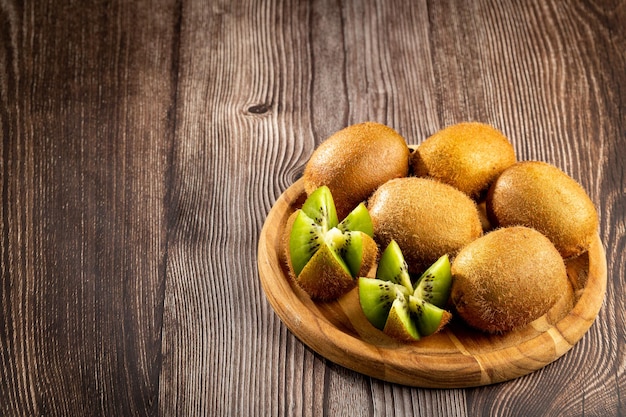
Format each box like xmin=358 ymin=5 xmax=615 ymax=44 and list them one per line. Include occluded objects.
xmin=487 ymin=161 xmax=599 ymax=259
xmin=304 ymin=122 xmax=410 ymax=219
xmin=411 ymin=122 xmax=516 ymax=199
xmin=367 ymin=177 xmax=483 ymax=273
xmin=450 ymin=226 xmax=572 ymax=334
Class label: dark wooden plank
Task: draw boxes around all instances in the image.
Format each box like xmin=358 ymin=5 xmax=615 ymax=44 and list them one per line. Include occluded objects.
xmin=0 ymin=0 xmax=178 ymax=415
xmin=1 ymin=0 xmax=624 ymax=416
xmin=156 ymin=1 xmax=325 ymax=415
xmin=158 ymin=0 xmax=625 ymax=415
xmin=444 ymin=2 xmax=625 ymax=415
xmin=161 ymin=0 xmax=433 ymax=416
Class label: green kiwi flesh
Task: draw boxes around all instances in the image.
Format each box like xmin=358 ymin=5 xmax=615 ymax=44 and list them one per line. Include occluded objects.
xmin=358 ymin=241 xmax=452 ymax=341
xmin=414 ymin=254 xmax=452 ymax=308
xmin=287 ymin=186 xmax=377 ymax=300
xmin=338 ymin=202 xmax=374 ymax=236
xmin=358 ymin=278 xmax=405 ymax=330
xmin=408 ymin=296 xmax=451 ymax=337
xmin=289 ymin=210 xmax=325 ymax=276
xmin=376 ymin=240 xmax=413 ymax=291
xmin=384 ymin=296 xmax=420 ymax=341
xmin=301 ymin=183 xmax=339 ymax=229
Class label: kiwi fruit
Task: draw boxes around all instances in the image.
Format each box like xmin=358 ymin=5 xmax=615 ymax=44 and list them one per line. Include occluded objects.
xmin=413 ymin=253 xmax=453 ymax=308
xmin=358 ymin=241 xmax=452 ymax=342
xmin=487 ymin=161 xmax=599 ymax=258
xmin=358 ymin=277 xmax=406 ymax=330
xmin=384 ymin=296 xmax=420 ymax=341
xmin=411 ymin=122 xmax=516 ymax=199
xmin=303 ymin=122 xmax=410 ymax=219
xmin=450 ymin=226 xmax=570 ymax=333
xmin=368 ymin=177 xmax=483 ymax=273
xmin=375 ymin=239 xmax=413 ymax=290
xmin=286 ymin=185 xmax=378 ymax=300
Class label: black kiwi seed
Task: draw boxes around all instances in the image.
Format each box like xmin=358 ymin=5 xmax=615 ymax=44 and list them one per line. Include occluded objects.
xmin=414 ymin=303 xmax=423 ymax=315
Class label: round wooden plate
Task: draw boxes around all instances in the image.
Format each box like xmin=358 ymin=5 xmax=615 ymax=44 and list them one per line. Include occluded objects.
xmin=257 ymin=179 xmax=607 ymax=388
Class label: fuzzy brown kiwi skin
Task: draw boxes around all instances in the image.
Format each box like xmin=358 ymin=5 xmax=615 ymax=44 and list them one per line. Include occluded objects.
xmin=411 ymin=122 xmax=516 ymax=199
xmin=296 ymin=244 xmax=356 ymax=300
xmin=450 ymin=226 xmax=570 ymax=334
xmin=368 ymin=177 xmax=483 ymax=274
xmin=486 ymin=161 xmax=599 ymax=259
xmin=357 ymin=233 xmax=378 ymax=277
xmin=303 ymin=122 xmax=410 ymax=219
xmin=283 ymin=211 xmax=300 ymax=280
xmin=545 ymin=282 xmax=574 ymax=325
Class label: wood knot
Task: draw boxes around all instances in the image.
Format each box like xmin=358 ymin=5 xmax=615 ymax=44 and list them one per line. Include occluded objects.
xmin=247 ymin=103 xmax=271 ymax=114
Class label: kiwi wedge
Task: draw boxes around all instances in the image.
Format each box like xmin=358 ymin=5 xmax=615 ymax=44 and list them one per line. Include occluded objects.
xmin=411 ymin=122 xmax=516 ymax=198
xmin=358 ymin=241 xmax=452 ymax=342
xmin=384 ymin=296 xmax=420 ymax=341
xmin=286 ymin=186 xmax=378 ymax=300
xmin=413 ymin=253 xmax=453 ymax=307
xmin=487 ymin=161 xmax=599 ymax=259
xmin=303 ymin=122 xmax=410 ymax=219
xmin=375 ymin=240 xmax=413 ymax=291
xmin=450 ymin=226 xmax=571 ymax=333
xmin=358 ymin=278 xmax=405 ymax=330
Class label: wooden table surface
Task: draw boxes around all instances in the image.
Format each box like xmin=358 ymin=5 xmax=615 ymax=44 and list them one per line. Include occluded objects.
xmin=1 ymin=1 xmax=624 ymax=416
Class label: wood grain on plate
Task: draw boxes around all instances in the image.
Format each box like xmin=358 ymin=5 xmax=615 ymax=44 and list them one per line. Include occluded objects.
xmin=257 ymin=179 xmax=607 ymax=388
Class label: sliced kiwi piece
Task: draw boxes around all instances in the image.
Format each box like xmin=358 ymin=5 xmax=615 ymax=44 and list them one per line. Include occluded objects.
xmin=286 ymin=186 xmax=378 ymax=300
xmin=296 ymin=242 xmax=354 ymax=300
xmin=338 ymin=202 xmax=374 ymax=237
xmin=413 ymin=254 xmax=452 ymax=308
xmin=289 ymin=210 xmax=324 ymax=276
xmin=357 ymin=240 xmax=452 ymax=341
xmin=358 ymin=278 xmax=402 ymax=330
xmin=301 ymin=184 xmax=339 ymax=230
xmin=340 ymin=231 xmax=378 ymax=278
xmin=383 ymin=296 xmax=420 ymax=341
xmin=408 ymin=295 xmax=452 ymax=337
xmin=376 ymin=240 xmax=413 ymax=292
